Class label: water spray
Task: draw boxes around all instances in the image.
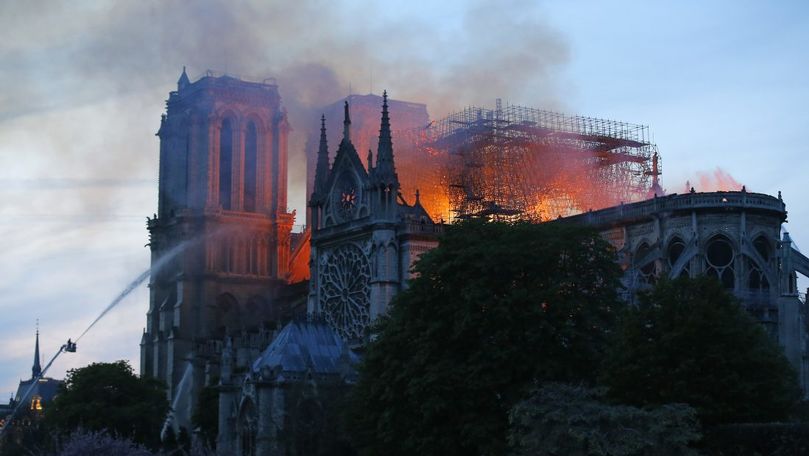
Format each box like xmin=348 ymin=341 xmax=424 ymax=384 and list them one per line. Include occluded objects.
xmin=0 ymin=226 xmax=238 ymax=440
xmin=76 ymin=239 xmax=191 ymax=342
xmin=0 ymin=238 xmax=195 ymax=439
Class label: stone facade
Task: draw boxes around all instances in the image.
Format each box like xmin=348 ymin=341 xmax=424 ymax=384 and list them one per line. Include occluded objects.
xmin=562 ymin=189 xmax=809 ymax=391
xmin=217 ymin=94 xmax=442 ymax=455
xmin=304 ymin=93 xmax=431 ymax=227
xmin=141 ymin=70 xmax=296 ymax=429
xmin=306 ymin=93 xmax=442 ymax=346
xmin=217 ymin=320 xmax=357 ymax=456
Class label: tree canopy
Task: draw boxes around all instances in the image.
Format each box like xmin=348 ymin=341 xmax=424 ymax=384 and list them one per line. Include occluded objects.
xmin=349 ymin=220 xmax=624 ymax=456
xmin=601 ymin=276 xmax=801 ymax=426
xmin=45 ymin=360 xmax=169 ymax=449
xmin=508 ymin=383 xmax=700 ymax=456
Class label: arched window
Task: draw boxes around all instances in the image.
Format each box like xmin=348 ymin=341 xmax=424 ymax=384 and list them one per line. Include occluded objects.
xmin=635 ymin=242 xmax=657 ymax=285
xmin=753 ymin=235 xmax=771 ymax=262
xmin=219 ymin=119 xmax=233 ymax=210
xmin=220 ymin=239 xmax=234 ymax=273
xmin=667 ymin=236 xmax=689 ymax=278
xmin=747 ymin=260 xmax=770 ymax=290
xmin=244 ymin=121 xmax=258 ymax=212
xmin=705 ymin=236 xmax=735 ymax=289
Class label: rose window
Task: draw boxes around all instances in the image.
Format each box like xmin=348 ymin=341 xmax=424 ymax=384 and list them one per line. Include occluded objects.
xmin=319 ymin=244 xmax=371 ymax=341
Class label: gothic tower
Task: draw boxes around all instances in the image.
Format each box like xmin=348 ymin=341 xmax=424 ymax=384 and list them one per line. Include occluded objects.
xmin=141 ymin=69 xmax=295 ymax=427
xmin=308 ymin=92 xmax=440 ymax=346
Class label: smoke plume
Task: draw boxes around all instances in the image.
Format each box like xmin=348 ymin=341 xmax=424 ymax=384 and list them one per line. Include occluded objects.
xmin=0 ymin=0 xmax=569 ymax=216
xmin=683 ymin=167 xmax=744 ymax=193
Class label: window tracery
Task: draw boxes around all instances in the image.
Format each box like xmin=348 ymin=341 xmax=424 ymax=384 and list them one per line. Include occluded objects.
xmin=667 ymin=236 xmax=690 ymax=278
xmin=634 ymin=242 xmax=657 ymax=285
xmin=705 ymin=236 xmax=735 ymax=289
xmin=319 ymin=244 xmax=371 ymax=341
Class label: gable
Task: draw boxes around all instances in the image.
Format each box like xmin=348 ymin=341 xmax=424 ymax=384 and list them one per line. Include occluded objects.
xmin=322 ymin=140 xmax=370 ymax=226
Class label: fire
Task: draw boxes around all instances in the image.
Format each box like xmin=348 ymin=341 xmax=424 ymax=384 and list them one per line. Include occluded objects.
xmin=311 ymin=98 xmax=659 ymax=225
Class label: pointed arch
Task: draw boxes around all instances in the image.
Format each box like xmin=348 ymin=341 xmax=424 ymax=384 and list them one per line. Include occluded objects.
xmin=244 ymin=120 xmax=258 ymax=212
xmin=219 ymin=118 xmax=234 ymax=210
xmin=704 ymin=234 xmax=736 ymax=289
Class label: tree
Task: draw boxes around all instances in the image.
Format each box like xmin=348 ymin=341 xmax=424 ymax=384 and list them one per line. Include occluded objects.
xmin=602 ymin=277 xmax=801 ymax=426
xmin=508 ymin=383 xmax=700 ymax=456
xmin=349 ymin=220 xmax=624 ymax=456
xmin=45 ymin=361 xmax=169 ymax=449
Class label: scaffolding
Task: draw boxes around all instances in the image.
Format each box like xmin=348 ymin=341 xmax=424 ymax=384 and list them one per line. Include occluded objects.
xmin=397 ymin=100 xmax=661 ymax=221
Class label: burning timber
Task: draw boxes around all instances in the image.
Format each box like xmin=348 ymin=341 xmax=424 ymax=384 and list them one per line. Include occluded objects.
xmin=397 ymin=101 xmax=663 ymax=222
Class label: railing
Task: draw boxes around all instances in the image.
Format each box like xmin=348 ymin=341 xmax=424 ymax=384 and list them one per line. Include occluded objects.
xmin=196 ymin=69 xmax=277 ymax=86
xmin=402 ymin=221 xmax=445 ymax=235
xmin=562 ymin=191 xmax=785 ymax=227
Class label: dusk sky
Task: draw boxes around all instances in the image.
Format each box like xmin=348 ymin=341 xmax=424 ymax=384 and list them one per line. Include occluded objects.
xmin=1 ymin=0 xmax=807 ymax=398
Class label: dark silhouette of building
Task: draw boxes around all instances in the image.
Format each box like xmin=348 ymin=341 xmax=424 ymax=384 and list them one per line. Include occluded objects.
xmin=141 ymin=69 xmax=297 ymax=429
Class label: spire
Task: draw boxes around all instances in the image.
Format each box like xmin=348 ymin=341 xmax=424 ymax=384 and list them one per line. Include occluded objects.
xmin=367 ymin=149 xmax=373 ymax=171
xmin=312 ymin=114 xmax=330 ymax=199
xmin=342 ymin=101 xmax=351 ymax=144
xmin=177 ymin=66 xmax=190 ymax=91
xmin=374 ymin=90 xmax=398 ymax=186
xmin=32 ymin=324 xmax=41 ymax=379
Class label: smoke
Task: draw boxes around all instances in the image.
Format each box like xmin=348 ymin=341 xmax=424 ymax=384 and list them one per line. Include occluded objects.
xmin=0 ymin=0 xmax=571 ymax=390
xmin=683 ymin=167 xmax=744 ymax=193
xmin=0 ymin=0 xmax=569 ymax=216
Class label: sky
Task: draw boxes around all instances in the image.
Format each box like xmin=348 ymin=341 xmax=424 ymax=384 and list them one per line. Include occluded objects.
xmin=1 ymin=0 xmax=807 ymax=398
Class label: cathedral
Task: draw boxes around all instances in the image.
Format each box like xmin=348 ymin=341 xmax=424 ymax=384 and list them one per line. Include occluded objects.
xmin=215 ymin=93 xmax=441 ymax=455
xmin=141 ymin=69 xmax=301 ymax=430
xmin=144 ymin=71 xmax=809 ymax=454
xmin=306 ymin=94 xmax=442 ymax=344
xmin=143 ymin=70 xmax=440 ymax=449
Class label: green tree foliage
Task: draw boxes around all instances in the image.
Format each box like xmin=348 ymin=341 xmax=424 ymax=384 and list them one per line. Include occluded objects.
xmin=508 ymin=383 xmax=700 ymax=456
xmin=45 ymin=361 xmax=169 ymax=449
xmin=602 ymin=277 xmax=801 ymax=426
xmin=349 ymin=220 xmax=624 ymax=456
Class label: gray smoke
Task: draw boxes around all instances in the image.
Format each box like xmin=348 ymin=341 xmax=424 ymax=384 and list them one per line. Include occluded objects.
xmin=0 ymin=0 xmax=569 ymax=215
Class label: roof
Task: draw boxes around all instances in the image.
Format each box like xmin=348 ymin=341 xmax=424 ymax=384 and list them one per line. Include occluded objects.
xmin=399 ymin=201 xmax=433 ymax=221
xmin=15 ymin=377 xmax=62 ymax=405
xmin=251 ymin=320 xmax=359 ymax=376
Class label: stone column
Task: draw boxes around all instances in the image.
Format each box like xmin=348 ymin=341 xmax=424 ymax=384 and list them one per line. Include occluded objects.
xmin=255 ymin=381 xmax=274 ymax=455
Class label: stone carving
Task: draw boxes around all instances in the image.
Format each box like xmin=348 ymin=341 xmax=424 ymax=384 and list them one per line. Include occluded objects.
xmin=319 ymin=244 xmax=371 ymax=341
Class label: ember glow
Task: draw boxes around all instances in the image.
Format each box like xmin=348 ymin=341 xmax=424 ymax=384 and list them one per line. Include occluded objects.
xmin=393 ymin=103 xmax=660 ymax=221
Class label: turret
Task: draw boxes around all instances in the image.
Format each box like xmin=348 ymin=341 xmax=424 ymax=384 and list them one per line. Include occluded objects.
xmin=342 ymin=101 xmax=351 ymax=144
xmin=367 ymin=91 xmax=399 ymax=222
xmin=177 ymin=66 xmax=190 ymax=91
xmin=372 ymin=91 xmax=399 ymax=187
xmin=311 ymin=114 xmax=330 ymax=202
xmin=32 ymin=328 xmax=41 ymax=379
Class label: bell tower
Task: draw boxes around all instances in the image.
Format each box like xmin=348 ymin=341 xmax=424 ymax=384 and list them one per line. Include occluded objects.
xmin=141 ymin=69 xmax=294 ymax=428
